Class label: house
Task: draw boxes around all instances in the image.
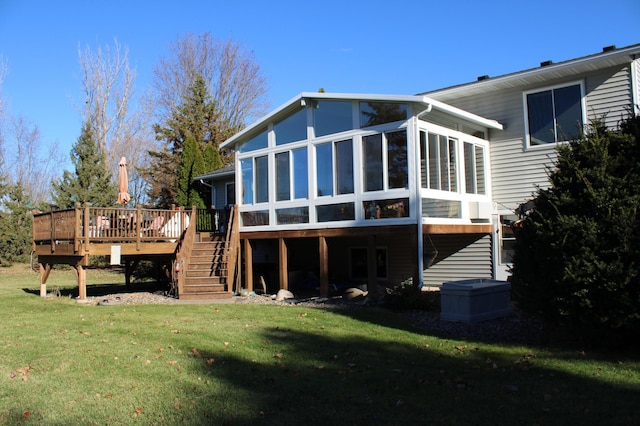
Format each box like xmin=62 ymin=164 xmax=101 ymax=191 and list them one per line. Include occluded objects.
xmin=203 ymin=43 xmax=640 ymax=296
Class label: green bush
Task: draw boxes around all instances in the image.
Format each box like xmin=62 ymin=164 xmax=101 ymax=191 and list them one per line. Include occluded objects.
xmin=511 ymin=115 xmax=640 ymax=343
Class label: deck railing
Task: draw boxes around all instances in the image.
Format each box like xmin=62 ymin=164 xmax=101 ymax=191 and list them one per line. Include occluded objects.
xmin=32 ymin=203 xmax=193 ymax=253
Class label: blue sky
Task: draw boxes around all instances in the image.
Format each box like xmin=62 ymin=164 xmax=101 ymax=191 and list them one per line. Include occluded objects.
xmin=1 ymin=0 xmax=639 ymax=164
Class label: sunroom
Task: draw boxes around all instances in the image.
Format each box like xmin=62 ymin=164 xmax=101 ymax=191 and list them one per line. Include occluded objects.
xmin=221 ymin=93 xmax=502 ymax=231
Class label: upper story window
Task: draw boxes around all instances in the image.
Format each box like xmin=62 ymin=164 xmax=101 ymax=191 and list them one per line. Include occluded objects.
xmin=314 ymin=101 xmax=353 ymax=137
xmin=274 ymin=108 xmax=307 ymax=146
xmin=524 ymin=82 xmax=585 ymax=147
xmin=360 ymin=102 xmax=407 ymax=128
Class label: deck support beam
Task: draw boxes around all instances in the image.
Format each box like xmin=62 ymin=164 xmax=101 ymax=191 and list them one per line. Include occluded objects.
xmin=367 ymin=235 xmax=379 ymax=300
xmin=278 ymin=238 xmax=288 ymax=290
xmin=319 ymin=236 xmax=329 ymax=297
xmin=243 ymin=239 xmax=253 ymax=293
xmin=39 ymin=263 xmax=52 ymax=297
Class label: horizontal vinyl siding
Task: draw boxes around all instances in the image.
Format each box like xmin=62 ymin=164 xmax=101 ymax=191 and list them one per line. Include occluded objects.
xmin=422 ymin=235 xmax=492 ymax=287
xmin=330 ymin=232 xmax=416 ymax=286
xmin=490 ymin=139 xmax=557 ymax=207
xmin=585 ymin=66 xmax=632 ymax=129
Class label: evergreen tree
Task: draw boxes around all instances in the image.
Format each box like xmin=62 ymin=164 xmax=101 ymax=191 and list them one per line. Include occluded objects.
xmin=177 ymin=136 xmax=206 ymax=208
xmin=203 ymin=142 xmax=222 ymax=172
xmin=143 ymin=74 xmax=233 ymax=207
xmin=511 ymin=115 xmax=640 ymax=342
xmin=52 ymin=121 xmax=116 ymax=208
xmin=0 ymin=183 xmax=33 ymax=264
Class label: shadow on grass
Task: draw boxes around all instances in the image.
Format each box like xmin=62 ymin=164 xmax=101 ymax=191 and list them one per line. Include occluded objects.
xmin=22 ymin=280 xmax=169 ymax=298
xmin=173 ymin=324 xmax=639 ymax=425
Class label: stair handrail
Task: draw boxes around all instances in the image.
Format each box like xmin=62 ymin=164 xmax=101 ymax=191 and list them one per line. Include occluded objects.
xmin=223 ymin=205 xmax=240 ymax=294
xmin=174 ymin=206 xmax=197 ymax=297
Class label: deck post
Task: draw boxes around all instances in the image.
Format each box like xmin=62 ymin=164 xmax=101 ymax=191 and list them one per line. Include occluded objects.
xmin=135 ymin=204 xmax=141 ymax=251
xmin=278 ymin=238 xmax=288 ymax=291
xmin=39 ymin=262 xmax=51 ymax=297
xmin=74 ymin=203 xmax=81 ymax=252
xmin=83 ymin=202 xmax=90 ymax=253
xmin=367 ymin=234 xmax=379 ymax=300
xmin=76 ymin=263 xmax=87 ymax=300
xmin=319 ymin=236 xmax=329 ymax=297
xmin=243 ymin=239 xmax=253 ymax=293
xmin=50 ymin=209 xmax=55 ymax=253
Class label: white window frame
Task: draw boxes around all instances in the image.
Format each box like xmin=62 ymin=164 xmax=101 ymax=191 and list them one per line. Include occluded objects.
xmin=523 ymin=80 xmax=586 ymax=149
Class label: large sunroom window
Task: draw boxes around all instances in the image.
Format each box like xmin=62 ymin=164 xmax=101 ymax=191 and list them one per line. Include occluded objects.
xmin=420 ymin=131 xmax=457 ymax=192
xmin=276 ymin=148 xmax=308 ymax=201
xmin=360 ymin=102 xmax=407 ymax=128
xmin=241 ymin=156 xmax=268 ymax=205
xmin=363 ymin=130 xmax=408 ymax=192
xmin=316 ymin=139 xmax=354 ymax=197
xmin=463 ymin=142 xmax=486 ymax=195
xmin=525 ymin=82 xmax=584 ymax=146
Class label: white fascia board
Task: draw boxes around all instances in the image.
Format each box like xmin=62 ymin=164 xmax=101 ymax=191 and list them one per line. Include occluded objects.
xmin=424 ymin=97 xmax=504 ymax=130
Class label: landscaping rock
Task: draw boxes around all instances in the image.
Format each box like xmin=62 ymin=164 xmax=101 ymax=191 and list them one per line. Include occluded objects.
xmin=275 ymin=289 xmax=295 ymax=302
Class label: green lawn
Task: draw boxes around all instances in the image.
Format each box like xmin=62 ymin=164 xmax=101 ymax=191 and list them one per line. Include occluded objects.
xmin=0 ymin=264 xmax=638 ymax=425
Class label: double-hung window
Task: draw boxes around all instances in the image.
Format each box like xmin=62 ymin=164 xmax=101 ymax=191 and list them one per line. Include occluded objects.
xmin=525 ymin=82 xmax=585 ymax=147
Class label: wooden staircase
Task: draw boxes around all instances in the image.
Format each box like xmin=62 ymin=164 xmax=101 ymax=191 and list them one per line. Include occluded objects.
xmin=180 ymin=234 xmax=231 ymax=300
xmin=174 ymin=206 xmax=239 ymax=300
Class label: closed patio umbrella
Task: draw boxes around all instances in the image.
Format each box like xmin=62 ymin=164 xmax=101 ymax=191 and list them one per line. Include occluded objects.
xmin=117 ymin=157 xmax=130 ymax=205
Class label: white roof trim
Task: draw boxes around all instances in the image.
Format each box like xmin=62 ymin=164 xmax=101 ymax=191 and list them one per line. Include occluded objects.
xmin=424 ymin=43 xmax=640 ymax=98
xmin=221 ymin=92 xmax=502 ymax=149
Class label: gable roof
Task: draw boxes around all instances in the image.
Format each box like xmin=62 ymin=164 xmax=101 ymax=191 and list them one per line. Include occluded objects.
xmin=421 ymin=43 xmax=640 ymax=101
xmin=220 ymin=92 xmax=503 ymax=150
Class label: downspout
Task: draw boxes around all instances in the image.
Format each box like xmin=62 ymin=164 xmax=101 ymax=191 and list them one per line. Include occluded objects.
xmin=414 ymin=102 xmax=433 ymax=289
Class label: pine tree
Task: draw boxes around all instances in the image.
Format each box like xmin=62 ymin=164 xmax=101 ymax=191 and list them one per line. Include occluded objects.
xmin=511 ymin=115 xmax=640 ymax=342
xmin=143 ymin=74 xmax=233 ymax=207
xmin=52 ymin=121 xmax=116 ymax=208
xmin=177 ymin=136 xmax=206 ymax=208
xmin=203 ymin=142 xmax=222 ymax=172
xmin=0 ymin=183 xmax=33 ymax=264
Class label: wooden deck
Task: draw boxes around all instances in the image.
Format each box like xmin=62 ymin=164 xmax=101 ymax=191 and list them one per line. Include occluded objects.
xmin=32 ymin=204 xmax=239 ymax=301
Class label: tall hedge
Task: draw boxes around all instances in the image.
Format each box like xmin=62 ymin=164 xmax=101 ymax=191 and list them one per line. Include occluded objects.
xmin=511 ymin=115 xmax=640 ymax=341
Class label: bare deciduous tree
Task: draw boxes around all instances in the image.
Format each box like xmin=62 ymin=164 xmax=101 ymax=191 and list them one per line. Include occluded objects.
xmin=7 ymin=115 xmax=63 ymax=206
xmin=77 ymin=39 xmax=155 ymax=205
xmin=153 ymin=33 xmax=270 ymax=136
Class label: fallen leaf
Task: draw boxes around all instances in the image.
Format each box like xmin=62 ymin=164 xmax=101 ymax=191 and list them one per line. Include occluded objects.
xmin=274 ymin=353 xmax=284 ymax=359
xmin=167 ymin=360 xmax=178 ymax=365
xmin=21 ymin=411 xmax=31 ymax=420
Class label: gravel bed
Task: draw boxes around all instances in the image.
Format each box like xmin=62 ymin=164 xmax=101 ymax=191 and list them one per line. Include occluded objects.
xmin=85 ymin=291 xmax=546 ymax=345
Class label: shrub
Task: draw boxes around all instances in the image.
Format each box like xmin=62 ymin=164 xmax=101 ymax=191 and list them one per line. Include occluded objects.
xmin=511 ymin=115 xmax=640 ymax=343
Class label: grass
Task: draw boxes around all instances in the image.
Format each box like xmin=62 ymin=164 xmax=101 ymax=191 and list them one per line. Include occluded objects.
xmin=0 ymin=264 xmax=639 ymax=425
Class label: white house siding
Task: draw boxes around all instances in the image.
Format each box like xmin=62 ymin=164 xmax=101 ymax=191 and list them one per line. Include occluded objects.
xmin=585 ymin=66 xmax=633 ymax=129
xmin=422 ymin=234 xmax=492 ymax=287
xmin=634 ymin=59 xmax=640 ymax=114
